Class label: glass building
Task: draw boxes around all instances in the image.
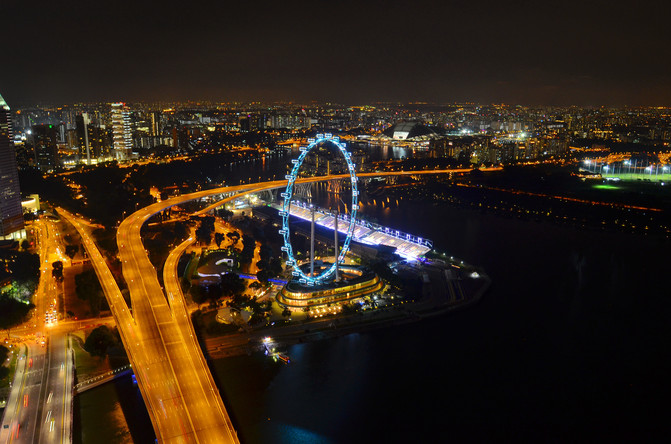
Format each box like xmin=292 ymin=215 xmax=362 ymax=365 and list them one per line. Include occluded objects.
xmin=0 ymin=93 xmax=25 ymax=238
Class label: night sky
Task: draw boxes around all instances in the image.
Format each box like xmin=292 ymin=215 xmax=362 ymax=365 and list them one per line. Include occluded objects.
xmin=1 ymin=0 xmax=670 ymax=106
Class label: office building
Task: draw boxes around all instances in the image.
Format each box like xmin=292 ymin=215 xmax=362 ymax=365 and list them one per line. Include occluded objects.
xmin=32 ymin=124 xmax=59 ymax=171
xmin=0 ymin=93 xmax=25 ymax=238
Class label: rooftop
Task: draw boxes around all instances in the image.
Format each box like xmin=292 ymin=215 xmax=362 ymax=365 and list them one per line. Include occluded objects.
xmin=0 ymin=93 xmax=9 ymax=111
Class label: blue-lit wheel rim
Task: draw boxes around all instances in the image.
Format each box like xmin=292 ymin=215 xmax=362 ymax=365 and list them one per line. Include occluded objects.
xmin=279 ymin=134 xmax=358 ymax=285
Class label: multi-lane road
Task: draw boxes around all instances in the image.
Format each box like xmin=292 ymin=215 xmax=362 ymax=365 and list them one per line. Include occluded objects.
xmin=1 ymin=216 xmax=75 ymax=444
xmin=118 ymin=207 xmax=239 ymax=442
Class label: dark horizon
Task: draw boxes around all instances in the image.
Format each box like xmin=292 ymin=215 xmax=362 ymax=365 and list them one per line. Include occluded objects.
xmin=2 ymin=0 xmax=670 ymax=107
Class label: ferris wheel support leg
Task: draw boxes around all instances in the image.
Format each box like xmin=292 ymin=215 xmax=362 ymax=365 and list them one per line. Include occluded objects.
xmin=310 ymin=205 xmax=315 ymax=277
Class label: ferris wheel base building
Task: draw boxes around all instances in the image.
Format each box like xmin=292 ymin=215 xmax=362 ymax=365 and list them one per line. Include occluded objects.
xmin=277 ymin=263 xmax=383 ymax=309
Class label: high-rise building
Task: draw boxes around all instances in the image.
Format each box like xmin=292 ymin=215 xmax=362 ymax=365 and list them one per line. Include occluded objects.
xmin=77 ymin=113 xmax=90 ymax=163
xmin=32 ymin=124 xmax=59 ymax=172
xmin=111 ymin=102 xmax=132 ymax=161
xmin=150 ymin=111 xmax=162 ymax=136
xmin=74 ymin=114 xmax=110 ymax=160
xmin=0 ymin=93 xmax=25 ymax=238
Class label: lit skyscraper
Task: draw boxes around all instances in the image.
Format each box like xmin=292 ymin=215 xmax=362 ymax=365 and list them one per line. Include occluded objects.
xmin=31 ymin=124 xmax=59 ymax=172
xmin=0 ymin=93 xmax=25 ymax=238
xmin=111 ymin=102 xmax=132 ymax=161
xmin=150 ymin=111 xmax=162 ymax=136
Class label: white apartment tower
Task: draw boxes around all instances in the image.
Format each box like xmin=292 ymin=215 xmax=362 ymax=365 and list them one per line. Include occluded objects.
xmin=111 ymin=102 xmax=132 ymax=161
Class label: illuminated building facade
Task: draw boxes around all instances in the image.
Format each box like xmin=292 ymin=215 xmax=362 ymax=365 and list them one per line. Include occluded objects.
xmin=0 ymin=93 xmax=25 ymax=238
xmin=150 ymin=111 xmax=162 ymax=136
xmin=76 ymin=113 xmax=109 ymax=161
xmin=32 ymin=124 xmax=59 ymax=171
xmin=111 ymin=102 xmax=132 ymax=160
xmin=277 ymin=265 xmax=383 ymax=309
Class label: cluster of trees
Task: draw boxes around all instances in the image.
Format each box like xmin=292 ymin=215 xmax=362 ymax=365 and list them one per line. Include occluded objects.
xmin=20 ymin=165 xmax=156 ymax=229
xmin=256 ymin=244 xmax=282 ymax=282
xmin=189 ymin=272 xmax=246 ymax=304
xmin=214 ymin=230 xmax=240 ymax=249
xmin=220 ymin=273 xmax=246 ymax=297
xmin=0 ymin=344 xmax=7 ymax=361
xmin=17 ymin=168 xmax=72 ymax=209
xmin=195 ymin=216 xmax=216 ymax=245
xmin=18 ymin=147 xmax=281 ymax=231
xmin=214 ymin=208 xmax=233 ymax=220
xmin=92 ymin=227 xmax=118 ymax=256
xmin=0 ymin=294 xmax=35 ymax=336
xmin=227 ymin=294 xmax=272 ymax=325
xmin=195 ymin=217 xmax=243 ymax=251
xmin=83 ymin=325 xmax=120 ymax=357
xmin=0 ymin=249 xmax=40 ymax=301
xmin=64 ymin=244 xmax=80 ymax=260
xmin=0 ymin=345 xmax=9 ymax=380
xmin=214 ymin=232 xmax=225 ymax=248
xmin=75 ymin=269 xmax=107 ymax=316
xmin=52 ymin=261 xmax=64 ymax=281
xmin=240 ymin=234 xmax=256 ymax=265
xmin=140 ymin=220 xmax=190 ymax=270
xmin=191 ymin=309 xmax=240 ymax=336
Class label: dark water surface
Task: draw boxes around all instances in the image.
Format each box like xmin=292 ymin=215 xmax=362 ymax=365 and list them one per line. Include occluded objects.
xmin=212 ymin=201 xmax=671 ymax=443
xmin=74 ymin=373 xmax=155 ymax=444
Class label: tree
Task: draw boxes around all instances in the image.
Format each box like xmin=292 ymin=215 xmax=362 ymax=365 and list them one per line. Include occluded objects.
xmin=0 ymin=294 xmax=35 ymax=337
xmin=173 ymin=221 xmax=188 ymax=241
xmin=3 ymin=251 xmax=40 ymax=284
xmin=281 ymin=307 xmax=291 ymax=318
xmin=196 ymin=216 xmax=215 ymax=245
xmin=189 ymin=285 xmax=206 ymax=304
xmin=249 ymin=280 xmax=262 ymax=290
xmin=52 ymin=261 xmax=64 ymax=281
xmin=259 ymin=244 xmax=273 ymax=263
xmin=217 ymin=208 xmax=234 ymax=220
xmin=220 ymin=273 xmax=246 ymax=298
xmin=0 ymin=345 xmax=9 ymax=379
xmin=256 ymin=252 xmax=282 ymax=282
xmin=240 ymin=234 xmax=256 ymax=265
xmin=256 ymin=268 xmax=270 ymax=283
xmin=75 ymin=268 xmax=104 ymax=316
xmin=65 ymin=244 xmax=79 ymax=260
xmin=92 ymin=228 xmax=118 ymax=255
xmin=214 ymin=232 xmax=225 ymax=248
xmin=180 ymin=277 xmax=191 ymax=294
xmin=21 ymin=240 xmax=30 ymax=251
xmin=226 ymin=231 xmax=240 ymax=246
xmin=83 ymin=325 xmax=117 ymax=357
xmin=269 ymin=258 xmax=283 ymax=277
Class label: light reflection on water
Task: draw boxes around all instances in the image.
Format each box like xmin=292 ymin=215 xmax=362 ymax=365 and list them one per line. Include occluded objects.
xmin=75 ymin=374 xmax=154 ymax=444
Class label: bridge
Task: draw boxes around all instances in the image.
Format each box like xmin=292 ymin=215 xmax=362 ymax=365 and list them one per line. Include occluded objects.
xmin=62 ymin=167 xmax=499 ymax=443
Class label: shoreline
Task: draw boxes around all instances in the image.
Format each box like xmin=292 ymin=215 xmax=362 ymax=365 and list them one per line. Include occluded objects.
xmin=203 ymin=274 xmax=491 ymax=360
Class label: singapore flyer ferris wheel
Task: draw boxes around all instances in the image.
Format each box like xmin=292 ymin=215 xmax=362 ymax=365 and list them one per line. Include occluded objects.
xmin=279 ymin=133 xmax=359 ymax=285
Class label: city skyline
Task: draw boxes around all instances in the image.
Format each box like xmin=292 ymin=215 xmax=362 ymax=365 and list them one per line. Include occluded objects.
xmin=1 ymin=2 xmax=671 ymax=442
xmin=1 ymin=0 xmax=671 ymax=107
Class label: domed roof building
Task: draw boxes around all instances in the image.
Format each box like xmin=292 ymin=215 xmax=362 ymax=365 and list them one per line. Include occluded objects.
xmin=380 ymin=121 xmax=439 ymax=141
